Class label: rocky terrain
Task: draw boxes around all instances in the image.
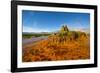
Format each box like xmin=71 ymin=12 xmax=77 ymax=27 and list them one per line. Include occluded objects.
xmin=22 ymin=25 xmax=90 ymax=62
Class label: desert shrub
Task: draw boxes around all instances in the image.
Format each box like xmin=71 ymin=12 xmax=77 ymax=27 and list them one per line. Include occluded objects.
xmin=58 ymin=31 xmax=68 ymax=37
xmin=71 ymin=31 xmax=79 ymax=40
xmin=76 ymin=31 xmax=87 ymax=37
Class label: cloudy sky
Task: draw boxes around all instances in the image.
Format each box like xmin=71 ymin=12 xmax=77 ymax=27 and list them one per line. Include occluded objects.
xmin=22 ymin=10 xmax=90 ymax=33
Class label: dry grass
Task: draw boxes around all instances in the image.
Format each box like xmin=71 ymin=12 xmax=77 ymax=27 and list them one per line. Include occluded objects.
xmin=22 ymin=32 xmax=90 ymax=62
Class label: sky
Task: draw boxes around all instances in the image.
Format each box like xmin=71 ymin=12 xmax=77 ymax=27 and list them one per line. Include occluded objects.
xmin=22 ymin=10 xmax=90 ymax=33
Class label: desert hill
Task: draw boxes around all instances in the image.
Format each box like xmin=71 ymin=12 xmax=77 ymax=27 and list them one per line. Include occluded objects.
xmin=22 ymin=25 xmax=90 ymax=62
xmin=48 ymin=25 xmax=88 ymax=43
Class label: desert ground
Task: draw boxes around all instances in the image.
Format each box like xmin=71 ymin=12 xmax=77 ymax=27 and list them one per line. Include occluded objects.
xmin=22 ymin=25 xmax=90 ymax=62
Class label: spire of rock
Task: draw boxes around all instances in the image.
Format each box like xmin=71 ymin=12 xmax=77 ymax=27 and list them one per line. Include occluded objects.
xmin=60 ymin=25 xmax=69 ymax=32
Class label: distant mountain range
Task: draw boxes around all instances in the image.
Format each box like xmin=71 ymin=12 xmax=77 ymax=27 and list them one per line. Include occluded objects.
xmin=23 ymin=32 xmax=53 ymax=34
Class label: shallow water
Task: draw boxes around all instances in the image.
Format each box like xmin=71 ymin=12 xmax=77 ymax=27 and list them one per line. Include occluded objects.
xmin=22 ymin=36 xmax=48 ymax=45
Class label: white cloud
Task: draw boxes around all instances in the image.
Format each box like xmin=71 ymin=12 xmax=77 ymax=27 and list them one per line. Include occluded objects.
xmin=23 ymin=26 xmax=50 ymax=32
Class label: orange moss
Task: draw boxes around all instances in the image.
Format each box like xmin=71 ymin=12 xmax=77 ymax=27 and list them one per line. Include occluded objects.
xmin=22 ymin=34 xmax=90 ymax=62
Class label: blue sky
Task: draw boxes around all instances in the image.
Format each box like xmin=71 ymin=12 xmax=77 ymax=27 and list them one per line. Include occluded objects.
xmin=22 ymin=10 xmax=90 ymax=32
